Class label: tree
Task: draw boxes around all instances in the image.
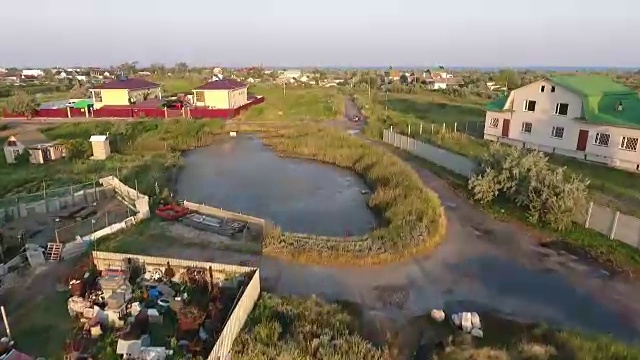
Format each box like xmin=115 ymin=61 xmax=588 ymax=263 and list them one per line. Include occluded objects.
xmin=69 ymin=82 xmax=87 ymax=98
xmin=399 ymin=73 xmax=409 ymax=85
xmin=118 ymin=61 xmax=138 ymax=75
xmin=495 ymin=69 xmax=521 ymax=90
xmin=6 ymin=91 xmax=39 ymax=118
xmin=174 ymin=62 xmax=189 ymax=76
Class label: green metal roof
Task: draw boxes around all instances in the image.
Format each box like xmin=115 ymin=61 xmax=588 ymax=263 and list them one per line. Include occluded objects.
xmin=485 ymin=95 xmax=509 ymax=112
xmin=73 ymin=99 xmax=93 ymax=109
xmin=549 ymin=75 xmax=640 ymax=129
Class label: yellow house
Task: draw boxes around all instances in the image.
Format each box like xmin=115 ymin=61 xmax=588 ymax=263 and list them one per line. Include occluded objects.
xmin=90 ymin=78 xmax=162 ymax=109
xmin=192 ymin=79 xmax=248 ymax=109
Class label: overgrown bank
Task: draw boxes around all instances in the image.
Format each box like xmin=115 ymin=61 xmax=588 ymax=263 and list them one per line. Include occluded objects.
xmin=261 ymin=126 xmax=446 ymax=265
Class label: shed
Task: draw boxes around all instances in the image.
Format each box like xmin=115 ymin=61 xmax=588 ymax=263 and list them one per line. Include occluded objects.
xmin=90 ymin=134 xmax=110 ymax=160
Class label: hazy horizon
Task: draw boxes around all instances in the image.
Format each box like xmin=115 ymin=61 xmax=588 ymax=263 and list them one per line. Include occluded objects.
xmin=1 ymin=0 xmax=638 ymax=68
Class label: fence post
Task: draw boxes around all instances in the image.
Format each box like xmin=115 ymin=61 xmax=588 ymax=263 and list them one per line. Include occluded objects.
xmin=454 ymin=122 xmax=457 ymax=133
xmin=442 ymin=123 xmax=446 ymax=133
xmin=70 ymin=185 xmax=75 ymax=205
xmin=93 ymin=181 xmax=99 ymax=202
xmin=610 ymin=211 xmax=620 ymax=239
xmin=42 ymin=181 xmax=48 ymax=213
xmin=431 ymin=124 xmax=434 ymax=134
xmin=419 ymin=123 xmax=423 ymax=135
xmin=465 ymin=122 xmax=468 ymax=133
xmin=584 ymin=201 xmax=594 ymax=227
xmin=408 ymin=124 xmax=411 ymax=135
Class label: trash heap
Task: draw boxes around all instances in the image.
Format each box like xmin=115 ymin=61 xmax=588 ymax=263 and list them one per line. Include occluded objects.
xmin=430 ymin=309 xmax=484 ymax=338
xmin=63 ymin=258 xmax=242 ymax=359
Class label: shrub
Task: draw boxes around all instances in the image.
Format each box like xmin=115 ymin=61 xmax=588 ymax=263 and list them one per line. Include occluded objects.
xmin=6 ymin=91 xmax=39 ymax=118
xmin=469 ymin=143 xmax=589 ymax=230
xmin=261 ymin=126 xmax=445 ymax=264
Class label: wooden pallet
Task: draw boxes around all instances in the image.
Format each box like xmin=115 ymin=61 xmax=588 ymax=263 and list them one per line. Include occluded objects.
xmin=45 ymin=242 xmax=63 ymax=261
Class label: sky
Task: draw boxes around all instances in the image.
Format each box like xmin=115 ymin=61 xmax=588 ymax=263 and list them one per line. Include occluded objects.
xmin=0 ymin=0 xmax=638 ymax=68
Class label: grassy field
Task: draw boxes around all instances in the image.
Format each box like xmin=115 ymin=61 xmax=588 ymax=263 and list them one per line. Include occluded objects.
xmin=359 ymin=89 xmax=640 ymax=217
xmin=241 ymin=84 xmax=345 ymax=122
xmin=261 ymin=125 xmax=445 ymax=265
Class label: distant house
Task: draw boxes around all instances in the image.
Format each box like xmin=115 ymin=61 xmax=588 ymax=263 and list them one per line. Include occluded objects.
xmin=21 ymin=69 xmax=44 ymax=77
xmin=484 ymin=75 xmax=640 ymax=172
xmin=486 ymin=82 xmax=507 ymax=91
xmin=89 ymin=78 xmax=161 ymax=109
xmin=192 ymin=79 xmax=248 ymax=109
xmin=388 ymin=70 xmax=401 ymax=81
xmin=423 ymin=69 xmax=463 ymax=89
xmin=282 ymin=69 xmax=302 ymax=79
xmin=89 ymin=68 xmax=112 ymax=78
xmin=3 ymin=131 xmax=66 ymax=164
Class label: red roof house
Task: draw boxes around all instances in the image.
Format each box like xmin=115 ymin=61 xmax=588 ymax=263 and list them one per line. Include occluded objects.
xmin=192 ymin=79 xmax=248 ymax=109
xmin=89 ymin=78 xmax=162 ymax=109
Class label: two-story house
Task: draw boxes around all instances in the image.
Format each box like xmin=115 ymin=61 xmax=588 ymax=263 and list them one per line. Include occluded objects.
xmin=484 ymin=75 xmax=640 ymax=172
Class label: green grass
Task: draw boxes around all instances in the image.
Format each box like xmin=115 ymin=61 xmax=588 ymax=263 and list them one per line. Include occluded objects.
xmin=153 ymin=76 xmax=208 ymax=94
xmin=241 ymin=84 xmax=344 ymax=122
xmin=261 ymin=125 xmax=445 ymax=265
xmin=0 ymin=120 xmax=225 ymax=200
xmin=10 ymin=291 xmax=75 ymax=359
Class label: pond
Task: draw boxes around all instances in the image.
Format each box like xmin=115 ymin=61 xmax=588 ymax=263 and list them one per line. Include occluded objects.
xmin=175 ymin=136 xmax=377 ymax=236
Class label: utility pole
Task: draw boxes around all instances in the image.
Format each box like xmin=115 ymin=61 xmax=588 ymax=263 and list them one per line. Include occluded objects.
xmin=283 ymin=82 xmax=286 ymax=97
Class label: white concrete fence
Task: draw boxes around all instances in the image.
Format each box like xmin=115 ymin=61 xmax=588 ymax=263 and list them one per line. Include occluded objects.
xmin=383 ymin=129 xmax=640 ymax=249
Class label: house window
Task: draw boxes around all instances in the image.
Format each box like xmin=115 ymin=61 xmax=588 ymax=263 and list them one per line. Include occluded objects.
xmin=555 ymin=103 xmax=569 ymax=116
xmin=620 ymin=136 xmax=639 ymax=151
xmin=521 ymin=122 xmax=533 ymax=134
xmin=7 ymin=140 xmax=17 ymax=147
xmin=195 ymin=91 xmax=205 ymax=102
xmin=551 ymin=126 xmax=565 ymax=139
xmin=540 ymin=85 xmax=545 ymax=92
xmin=551 ymin=86 xmax=556 ymax=92
xmin=489 ymin=118 xmax=499 ymax=128
xmin=594 ymin=133 xmax=611 ymax=147
xmin=93 ymin=91 xmax=102 ymax=102
xmin=523 ymin=100 xmax=536 ymax=112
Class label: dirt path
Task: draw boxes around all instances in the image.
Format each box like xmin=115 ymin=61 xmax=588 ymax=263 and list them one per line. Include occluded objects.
xmin=259 ymin=98 xmax=640 ymax=343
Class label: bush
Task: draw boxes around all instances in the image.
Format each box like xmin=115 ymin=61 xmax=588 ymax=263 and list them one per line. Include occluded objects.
xmin=261 ymin=126 xmax=445 ymax=264
xmin=232 ymin=293 xmax=389 ymax=359
xmin=6 ymin=91 xmax=39 ymax=118
xmin=469 ymin=143 xmax=589 ymax=230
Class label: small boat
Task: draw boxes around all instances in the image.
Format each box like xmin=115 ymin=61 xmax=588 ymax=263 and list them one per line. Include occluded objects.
xmin=155 ymin=204 xmax=190 ymax=221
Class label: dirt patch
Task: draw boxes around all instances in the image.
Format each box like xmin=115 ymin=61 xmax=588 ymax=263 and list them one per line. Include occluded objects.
xmin=373 ymin=284 xmax=410 ymax=310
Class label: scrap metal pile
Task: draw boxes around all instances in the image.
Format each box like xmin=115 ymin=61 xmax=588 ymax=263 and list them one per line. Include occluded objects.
xmin=62 ymin=259 xmax=235 ymax=359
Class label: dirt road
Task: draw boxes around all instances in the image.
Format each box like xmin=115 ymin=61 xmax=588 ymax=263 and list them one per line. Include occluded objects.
xmin=259 ymin=99 xmax=640 ymax=343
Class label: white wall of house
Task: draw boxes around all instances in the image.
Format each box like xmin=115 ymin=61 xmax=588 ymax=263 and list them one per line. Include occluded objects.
xmin=484 ymin=79 xmax=640 ymax=172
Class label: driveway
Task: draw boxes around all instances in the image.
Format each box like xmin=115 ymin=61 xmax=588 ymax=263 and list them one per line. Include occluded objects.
xmin=259 ymin=98 xmax=640 ymax=344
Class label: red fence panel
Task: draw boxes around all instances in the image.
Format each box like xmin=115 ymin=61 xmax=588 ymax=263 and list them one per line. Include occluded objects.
xmin=166 ymin=109 xmax=184 ymax=118
xmin=189 ymin=108 xmax=233 ymax=119
xmin=93 ymin=107 xmax=133 ymax=118
xmin=38 ymin=108 xmax=69 ymax=118
xmin=69 ymin=108 xmax=86 ymax=118
xmin=133 ymin=108 xmax=165 ymax=118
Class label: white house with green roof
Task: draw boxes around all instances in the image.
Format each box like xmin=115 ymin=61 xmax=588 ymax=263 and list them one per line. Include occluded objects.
xmin=484 ymin=75 xmax=640 ymax=172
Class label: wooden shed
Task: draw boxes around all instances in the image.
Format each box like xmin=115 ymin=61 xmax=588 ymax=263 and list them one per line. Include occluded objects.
xmin=90 ymin=134 xmax=111 ymax=160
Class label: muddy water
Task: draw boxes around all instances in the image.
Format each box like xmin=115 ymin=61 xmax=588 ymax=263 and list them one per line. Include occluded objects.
xmin=175 ymin=136 xmax=376 ymax=236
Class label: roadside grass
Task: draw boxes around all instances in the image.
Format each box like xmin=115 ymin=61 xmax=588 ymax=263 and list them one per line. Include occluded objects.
xmin=396 ymin=146 xmax=640 ymax=275
xmin=360 ymin=89 xmax=640 ymax=217
xmin=233 ymin=293 xmax=640 ymax=360
xmin=241 ymin=84 xmax=344 ymax=122
xmin=261 ymin=125 xmax=446 ymax=266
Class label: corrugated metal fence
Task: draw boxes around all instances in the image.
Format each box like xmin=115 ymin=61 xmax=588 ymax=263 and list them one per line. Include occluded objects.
xmin=383 ymin=129 xmax=640 ymax=248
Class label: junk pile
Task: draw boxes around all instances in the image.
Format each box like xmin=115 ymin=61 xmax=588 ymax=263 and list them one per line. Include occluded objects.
xmin=430 ymin=309 xmax=484 ymax=338
xmin=63 ymin=259 xmax=238 ymax=359
xmin=180 ymin=213 xmax=248 ymax=237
